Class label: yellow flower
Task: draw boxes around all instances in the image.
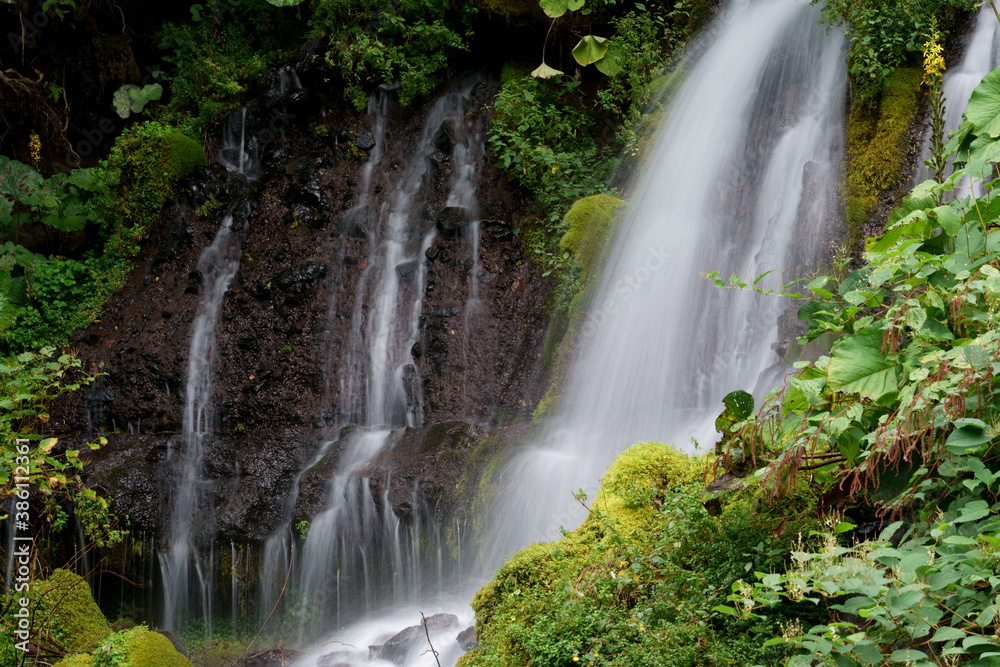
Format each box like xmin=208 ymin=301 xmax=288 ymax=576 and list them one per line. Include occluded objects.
xmin=922 ymin=35 xmax=945 ymax=85
xmin=29 ymin=133 xmax=41 ymax=168
xmin=572 ymin=653 xmax=579 ymax=662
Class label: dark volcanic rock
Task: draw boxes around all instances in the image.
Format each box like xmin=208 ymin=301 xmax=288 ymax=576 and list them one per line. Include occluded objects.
xmin=435 ymin=205 xmax=472 ymax=234
xmin=457 ymin=625 xmax=478 ymax=651
xmin=354 ymin=129 xmax=375 ymax=151
xmin=377 ymin=613 xmax=460 ymax=665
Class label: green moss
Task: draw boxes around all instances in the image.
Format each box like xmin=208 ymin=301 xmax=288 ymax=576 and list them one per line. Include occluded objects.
xmin=465 ymin=442 xmax=822 ymax=666
xmin=92 ymin=626 xmax=192 ymax=667
xmin=161 ymin=131 xmax=207 ymax=180
xmin=844 ymin=67 xmax=923 ymax=245
xmin=591 ymin=442 xmax=702 ymax=537
xmin=560 ymin=194 xmax=625 ymax=283
xmin=53 ymin=655 xmax=94 ymax=667
xmin=499 ymin=60 xmax=532 ymax=85
xmin=34 ymin=569 xmax=112 ymax=655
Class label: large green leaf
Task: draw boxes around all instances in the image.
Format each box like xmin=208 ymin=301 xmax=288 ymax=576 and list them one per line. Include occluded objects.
xmin=572 ymin=35 xmax=609 ymax=66
xmin=722 ymin=390 xmax=754 ymax=420
xmin=540 ymin=0 xmax=569 ymax=18
xmin=965 ymin=66 xmax=1000 ymax=139
xmin=595 ymin=41 xmax=623 ymax=76
xmin=827 ymin=333 xmax=898 ymax=402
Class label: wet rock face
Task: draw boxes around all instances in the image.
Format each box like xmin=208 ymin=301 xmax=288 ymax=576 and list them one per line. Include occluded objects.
xmin=49 ymin=78 xmax=548 ymax=540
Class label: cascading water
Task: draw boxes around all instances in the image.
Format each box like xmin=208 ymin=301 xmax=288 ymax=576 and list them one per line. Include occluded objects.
xmin=486 ymin=0 xmax=846 ymax=565
xmin=916 ymin=4 xmax=999 ymax=191
xmin=255 ymin=80 xmax=488 ymax=644
xmin=159 ymin=110 xmax=256 ymax=634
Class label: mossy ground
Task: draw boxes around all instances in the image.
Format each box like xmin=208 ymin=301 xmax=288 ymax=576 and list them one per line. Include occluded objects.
xmin=844 ymin=68 xmax=923 ymax=248
xmin=461 ymin=443 xmax=823 ymax=666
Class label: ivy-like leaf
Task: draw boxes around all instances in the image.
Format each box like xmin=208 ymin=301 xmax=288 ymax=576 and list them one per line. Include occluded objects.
xmin=722 ymin=389 xmax=754 ymax=420
xmin=965 ymin=67 xmax=1000 ymax=139
xmin=595 ymin=40 xmax=623 ymax=77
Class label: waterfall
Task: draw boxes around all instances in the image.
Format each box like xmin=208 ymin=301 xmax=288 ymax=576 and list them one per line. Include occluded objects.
xmin=486 ymin=0 xmax=846 ymax=564
xmin=916 ymin=4 xmax=999 ymax=192
xmin=255 ymin=79 xmax=488 ymax=642
xmin=159 ymin=109 xmax=255 ymax=634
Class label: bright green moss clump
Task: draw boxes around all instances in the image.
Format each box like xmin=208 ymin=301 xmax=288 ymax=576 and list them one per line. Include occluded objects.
xmin=845 ymin=68 xmax=923 ymax=243
xmin=161 ymin=131 xmax=208 ymax=180
xmin=53 ymin=654 xmax=94 ymax=667
xmin=92 ymin=626 xmax=192 ymax=667
xmin=34 ymin=569 xmax=112 ymax=655
xmin=560 ymin=194 xmax=625 ymax=283
xmin=462 ymin=442 xmax=822 ymax=666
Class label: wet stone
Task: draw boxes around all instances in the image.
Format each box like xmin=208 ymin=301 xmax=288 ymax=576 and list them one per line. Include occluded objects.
xmin=354 ymin=129 xmax=376 ymax=151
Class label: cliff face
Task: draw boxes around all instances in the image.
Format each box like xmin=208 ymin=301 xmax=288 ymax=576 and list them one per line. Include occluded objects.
xmin=49 ymin=76 xmax=550 ymax=541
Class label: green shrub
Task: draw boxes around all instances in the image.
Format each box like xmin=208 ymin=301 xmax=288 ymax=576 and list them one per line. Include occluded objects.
xmin=812 ymin=0 xmax=976 ymax=101
xmin=91 ymin=121 xmax=206 ymax=255
xmin=309 ymin=0 xmax=473 ymax=109
xmin=464 ymin=443 xmax=819 ymax=666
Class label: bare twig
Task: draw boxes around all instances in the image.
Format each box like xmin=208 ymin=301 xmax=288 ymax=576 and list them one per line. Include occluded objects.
xmin=420 ymin=612 xmax=442 ymax=667
xmin=232 ymin=545 xmax=294 ymax=666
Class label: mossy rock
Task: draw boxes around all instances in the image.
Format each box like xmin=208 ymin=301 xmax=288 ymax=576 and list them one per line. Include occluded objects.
xmin=53 ymin=654 xmax=94 ymax=667
xmin=559 ymin=194 xmax=625 ymax=282
xmin=34 ymin=569 xmax=112 ymax=654
xmin=844 ymin=68 xmax=922 ymax=244
xmin=91 ymin=627 xmax=192 ymax=667
xmin=160 ymin=131 xmax=207 ymax=180
xmin=590 ymin=442 xmax=703 ymax=538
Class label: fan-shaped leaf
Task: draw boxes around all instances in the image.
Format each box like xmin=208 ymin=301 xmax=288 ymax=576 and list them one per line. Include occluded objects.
xmin=572 ymin=35 xmax=609 ymax=66
xmin=531 ymin=62 xmax=564 ymax=79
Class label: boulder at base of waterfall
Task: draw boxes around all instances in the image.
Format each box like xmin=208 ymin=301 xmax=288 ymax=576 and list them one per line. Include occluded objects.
xmin=436 ymin=206 xmax=472 ymax=234
xmin=376 ymin=613 xmax=460 ymax=664
xmin=457 ymin=625 xmax=478 ymax=651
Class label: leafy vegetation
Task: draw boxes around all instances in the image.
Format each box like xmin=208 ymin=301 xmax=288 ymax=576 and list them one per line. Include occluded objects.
xmin=460 ymin=444 xmax=824 ymax=666
xmin=308 ymin=0 xmax=473 ymax=110
xmin=811 ymin=0 xmax=977 ymax=101
xmin=471 ymin=59 xmax=1000 ymax=667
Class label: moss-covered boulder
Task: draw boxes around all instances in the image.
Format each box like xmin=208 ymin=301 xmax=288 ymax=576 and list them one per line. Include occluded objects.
xmin=160 ymin=131 xmax=207 ymax=180
xmin=462 ymin=442 xmax=821 ymax=666
xmin=91 ymin=627 xmax=192 ymax=667
xmin=34 ymin=569 xmax=112 ymax=655
xmin=560 ymin=194 xmax=625 ymax=283
xmin=53 ymin=654 xmax=94 ymax=667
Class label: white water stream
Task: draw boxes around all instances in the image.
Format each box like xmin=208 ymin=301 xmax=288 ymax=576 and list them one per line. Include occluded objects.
xmin=487 ymin=0 xmax=846 ymax=569
xmin=295 ymin=0 xmax=846 ymax=664
xmin=160 ymin=110 xmax=256 ymax=635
